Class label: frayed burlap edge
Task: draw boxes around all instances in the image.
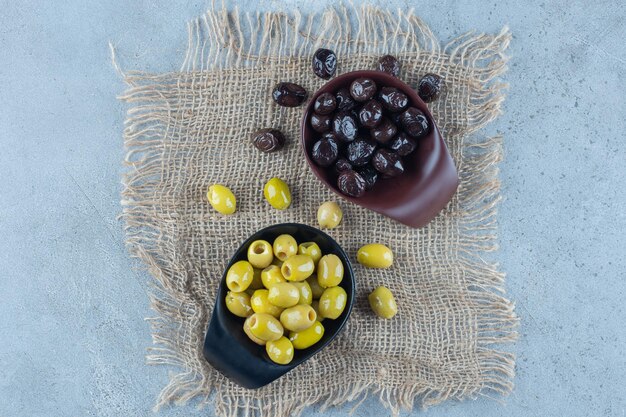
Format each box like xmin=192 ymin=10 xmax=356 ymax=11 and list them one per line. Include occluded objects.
xmin=115 ymin=4 xmax=517 ymax=416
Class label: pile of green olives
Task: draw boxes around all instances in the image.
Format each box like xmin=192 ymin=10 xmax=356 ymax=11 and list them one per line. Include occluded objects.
xmin=224 ymin=233 xmax=347 ymax=365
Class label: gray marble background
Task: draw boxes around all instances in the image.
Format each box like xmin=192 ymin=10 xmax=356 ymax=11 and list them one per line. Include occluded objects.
xmin=1 ymin=0 xmax=624 ymax=416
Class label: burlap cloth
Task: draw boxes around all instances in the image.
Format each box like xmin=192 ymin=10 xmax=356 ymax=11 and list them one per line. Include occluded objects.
xmin=116 ymin=4 xmax=517 ymax=416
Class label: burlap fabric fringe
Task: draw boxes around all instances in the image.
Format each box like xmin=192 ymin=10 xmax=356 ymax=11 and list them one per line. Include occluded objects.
xmin=116 ymin=4 xmax=517 ymax=416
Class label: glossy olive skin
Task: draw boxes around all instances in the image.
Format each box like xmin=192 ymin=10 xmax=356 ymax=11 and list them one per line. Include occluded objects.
xmin=264 ymin=177 xmax=292 ymax=210
xmin=243 ymin=316 xmax=266 ymax=345
xmin=272 ymin=82 xmax=307 ymax=107
xmin=226 ymin=260 xmax=254 ymax=292
xmin=298 ymin=242 xmax=322 ymax=266
xmin=225 ymin=291 xmax=253 ymax=318
xmin=207 ymin=184 xmax=236 ymax=215
xmin=250 ymin=289 xmax=284 ymax=318
xmin=281 ymin=255 xmax=315 ymax=282
xmin=247 ymin=313 xmax=284 ymax=342
xmin=337 ymin=170 xmax=366 ymax=198
xmin=317 ymin=254 xmax=344 ymax=288
xmin=306 ymin=275 xmax=325 ymax=299
xmin=289 ymin=321 xmax=325 ymax=349
xmin=417 ymin=73 xmax=444 ymax=103
xmin=312 ymin=48 xmax=337 ymax=79
xmin=247 ymin=240 xmax=274 ymax=269
xmin=357 ymin=243 xmax=394 ymax=268
xmin=378 ymin=55 xmax=401 ymax=77
xmin=317 ymin=201 xmax=343 ymax=229
xmin=368 ymin=286 xmax=398 ymax=319
xmin=318 ymin=286 xmax=348 ymax=319
xmin=273 ymin=234 xmax=298 ymax=261
xmin=280 ymin=304 xmax=317 ymax=332
xmin=268 ymin=282 xmax=300 ymax=308
xmin=251 ymin=129 xmax=285 ymax=153
xmin=291 ymin=281 xmax=313 ymax=305
xmin=261 ymin=265 xmax=286 ymax=288
xmin=265 ymin=336 xmax=294 ymax=365
xmin=313 ymin=92 xmax=337 ymax=115
xmin=310 ymin=112 xmax=332 ymax=133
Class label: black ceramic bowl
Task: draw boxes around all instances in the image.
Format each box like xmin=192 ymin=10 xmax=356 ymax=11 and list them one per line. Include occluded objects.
xmin=203 ymin=223 xmax=355 ymax=389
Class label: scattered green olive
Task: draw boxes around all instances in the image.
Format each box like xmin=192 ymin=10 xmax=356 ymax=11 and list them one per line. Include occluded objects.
xmin=368 ymin=286 xmax=397 ymax=319
xmin=207 ymin=184 xmax=237 ymax=215
xmin=264 ymin=177 xmax=291 ymax=210
xmin=357 ymin=243 xmax=393 ymax=268
xmin=317 ymin=201 xmax=342 ymax=229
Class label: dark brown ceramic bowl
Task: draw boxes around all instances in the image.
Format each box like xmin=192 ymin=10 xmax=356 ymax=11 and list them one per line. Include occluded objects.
xmin=301 ymin=70 xmax=459 ymax=228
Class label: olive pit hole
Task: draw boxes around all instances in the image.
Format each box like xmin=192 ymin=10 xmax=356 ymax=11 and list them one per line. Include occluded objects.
xmin=283 ymin=266 xmax=291 ymax=277
xmin=253 ymin=244 xmax=265 ymax=254
xmin=278 ymin=252 xmax=286 ymax=260
xmin=308 ymin=310 xmax=316 ymax=321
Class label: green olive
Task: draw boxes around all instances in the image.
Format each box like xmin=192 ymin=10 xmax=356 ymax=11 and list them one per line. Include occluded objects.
xmin=298 ymin=242 xmax=322 ymax=266
xmin=266 ymin=336 xmax=294 ymax=365
xmin=268 ymin=282 xmax=300 ymax=308
xmin=246 ymin=313 xmax=284 ymax=342
xmin=368 ymin=286 xmax=397 ymax=319
xmin=263 ymin=177 xmax=291 ymax=210
xmin=261 ymin=265 xmax=285 ymax=288
xmin=247 ymin=240 xmax=274 ymax=269
xmin=292 ymin=281 xmax=313 ymax=305
xmin=281 ymin=255 xmax=315 ymax=282
xmin=289 ymin=321 xmax=324 ymax=349
xmin=225 ymin=291 xmax=253 ymax=318
xmin=280 ymin=304 xmax=317 ymax=332
xmin=207 ymin=184 xmax=236 ymax=215
xmin=311 ymin=300 xmax=324 ymax=321
xmin=318 ymin=286 xmax=347 ymax=319
xmin=250 ymin=289 xmax=283 ymax=318
xmin=226 ymin=260 xmax=254 ymax=292
xmin=273 ymin=234 xmax=298 ymax=261
xmin=317 ymin=254 xmax=344 ymax=288
xmin=317 ymin=201 xmax=342 ymax=229
xmin=243 ymin=316 xmax=266 ymax=345
xmin=249 ymin=268 xmax=264 ymax=290
xmin=306 ymin=275 xmax=325 ymax=299
xmin=357 ymin=244 xmax=394 ymax=268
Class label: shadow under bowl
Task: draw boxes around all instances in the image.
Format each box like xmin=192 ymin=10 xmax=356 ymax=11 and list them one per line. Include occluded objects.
xmin=301 ymin=70 xmax=459 ymax=228
xmin=203 ymin=223 xmax=355 ymax=389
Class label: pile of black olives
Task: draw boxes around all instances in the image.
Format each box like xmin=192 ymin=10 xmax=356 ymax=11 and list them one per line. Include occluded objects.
xmin=309 ymin=77 xmax=430 ymax=197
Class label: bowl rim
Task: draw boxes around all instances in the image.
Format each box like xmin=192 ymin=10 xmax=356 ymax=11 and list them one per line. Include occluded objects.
xmin=300 ymin=70 xmax=458 ymax=228
xmin=212 ymin=222 xmax=355 ymax=369
xmin=300 ymin=70 xmax=431 ymax=196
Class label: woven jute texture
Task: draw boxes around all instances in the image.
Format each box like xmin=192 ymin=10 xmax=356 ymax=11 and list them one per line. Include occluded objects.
xmin=116 ymin=5 xmax=517 ymax=416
